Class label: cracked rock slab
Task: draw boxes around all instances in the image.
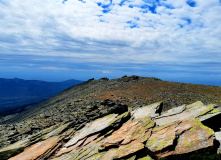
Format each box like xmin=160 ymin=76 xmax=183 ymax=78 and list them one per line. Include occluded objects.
xmin=9 ymin=136 xmax=61 ymax=160
xmin=174 ymin=119 xmax=215 ymax=155
xmin=154 ymin=101 xmax=216 ymax=126
xmin=102 ymin=116 xmax=155 ymax=148
xmin=64 ymin=114 xmax=118 ymax=148
xmin=146 ymin=123 xmax=177 ymax=154
xmin=115 ymin=140 xmax=144 ymax=159
xmin=155 ymin=104 xmax=186 ymax=119
xmin=64 ymin=112 xmax=130 ymax=148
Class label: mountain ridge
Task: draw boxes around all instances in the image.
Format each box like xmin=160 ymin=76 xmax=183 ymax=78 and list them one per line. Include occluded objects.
xmin=0 ymin=75 xmax=221 ymax=160
xmin=3 ymin=75 xmax=221 ymax=125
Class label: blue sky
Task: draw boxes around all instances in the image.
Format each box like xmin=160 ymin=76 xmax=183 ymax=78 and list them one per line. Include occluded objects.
xmin=0 ymin=0 xmax=221 ymax=85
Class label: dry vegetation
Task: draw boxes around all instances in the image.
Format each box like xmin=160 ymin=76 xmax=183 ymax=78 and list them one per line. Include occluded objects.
xmin=89 ymin=79 xmax=221 ymax=111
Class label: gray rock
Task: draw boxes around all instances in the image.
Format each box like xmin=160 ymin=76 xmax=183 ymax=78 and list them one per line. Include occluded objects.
xmin=155 ymin=104 xmax=186 ymax=119
xmin=215 ymin=132 xmax=221 ymax=141
xmin=64 ymin=114 xmax=118 ymax=148
xmin=215 ymin=131 xmax=221 ymax=153
xmin=154 ymin=101 xmax=219 ymax=126
xmin=131 ymin=102 xmax=162 ymax=119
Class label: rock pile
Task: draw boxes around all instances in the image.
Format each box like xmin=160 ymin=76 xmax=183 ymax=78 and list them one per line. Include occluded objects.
xmin=1 ymin=101 xmax=221 ymax=160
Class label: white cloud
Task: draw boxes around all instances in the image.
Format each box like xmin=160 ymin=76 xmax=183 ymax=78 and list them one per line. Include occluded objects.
xmin=102 ymin=70 xmax=111 ymax=73
xmin=0 ymin=0 xmax=220 ymax=65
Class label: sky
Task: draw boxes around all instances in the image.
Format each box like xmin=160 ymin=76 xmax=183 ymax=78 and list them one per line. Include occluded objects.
xmin=0 ymin=0 xmax=221 ymax=85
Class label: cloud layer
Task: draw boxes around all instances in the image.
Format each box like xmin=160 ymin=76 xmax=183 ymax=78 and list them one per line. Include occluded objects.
xmin=0 ymin=0 xmax=221 ymax=84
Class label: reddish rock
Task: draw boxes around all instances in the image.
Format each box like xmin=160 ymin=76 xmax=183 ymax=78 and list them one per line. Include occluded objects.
xmin=9 ymin=136 xmax=61 ymax=160
xmin=175 ymin=120 xmax=194 ymax=135
xmin=54 ymin=135 xmax=104 ymax=159
xmin=54 ymin=138 xmax=85 ymax=158
xmin=146 ymin=123 xmax=177 ymax=154
xmin=174 ymin=120 xmax=215 ymax=155
xmin=64 ymin=114 xmax=119 ymax=148
xmin=102 ymin=116 xmax=155 ymax=148
xmin=82 ymin=134 xmax=99 ymax=147
xmin=156 ymin=150 xmax=174 ymax=158
xmin=115 ymin=140 xmax=145 ymax=159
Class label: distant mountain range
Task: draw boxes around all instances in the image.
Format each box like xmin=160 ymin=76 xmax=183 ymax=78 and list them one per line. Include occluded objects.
xmin=0 ymin=78 xmax=83 ymax=116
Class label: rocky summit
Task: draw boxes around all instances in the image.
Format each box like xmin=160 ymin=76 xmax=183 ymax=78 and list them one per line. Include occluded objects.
xmin=0 ymin=76 xmax=221 ymax=160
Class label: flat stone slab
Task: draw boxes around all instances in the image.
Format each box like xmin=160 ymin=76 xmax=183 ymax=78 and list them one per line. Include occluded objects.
xmin=155 ymin=105 xmax=186 ymax=119
xmin=115 ymin=140 xmax=145 ymax=159
xmin=174 ymin=120 xmax=215 ymax=155
xmin=64 ymin=114 xmax=119 ymax=148
xmin=43 ymin=122 xmax=72 ymax=139
xmin=64 ymin=112 xmax=130 ymax=148
xmin=9 ymin=136 xmax=61 ymax=160
xmin=52 ymin=136 xmax=105 ymax=160
xmin=99 ymin=148 xmax=117 ymax=160
xmin=154 ymin=102 xmax=218 ymax=126
xmin=102 ymin=116 xmax=155 ymax=148
xmin=131 ymin=102 xmax=162 ymax=119
xmin=146 ymin=123 xmax=177 ymax=153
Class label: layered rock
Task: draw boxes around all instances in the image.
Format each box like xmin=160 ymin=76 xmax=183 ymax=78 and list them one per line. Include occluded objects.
xmin=1 ymin=101 xmax=221 ymax=160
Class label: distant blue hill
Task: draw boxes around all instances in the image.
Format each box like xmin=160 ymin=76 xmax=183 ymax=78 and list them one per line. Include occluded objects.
xmin=0 ymin=78 xmax=83 ymax=116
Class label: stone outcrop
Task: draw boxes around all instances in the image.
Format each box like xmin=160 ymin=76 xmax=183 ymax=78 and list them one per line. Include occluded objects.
xmin=1 ymin=101 xmax=221 ymax=160
xmin=0 ymin=99 xmax=128 ymax=150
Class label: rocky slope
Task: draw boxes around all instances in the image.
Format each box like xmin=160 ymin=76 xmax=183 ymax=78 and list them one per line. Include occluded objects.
xmin=1 ymin=101 xmax=221 ymax=160
xmin=0 ymin=76 xmax=221 ymax=159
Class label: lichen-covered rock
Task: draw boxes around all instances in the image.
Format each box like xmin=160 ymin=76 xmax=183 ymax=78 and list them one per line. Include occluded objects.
xmin=154 ymin=101 xmax=220 ymax=126
xmin=115 ymin=140 xmax=144 ymax=159
xmin=146 ymin=123 xmax=177 ymax=154
xmin=98 ymin=148 xmax=117 ymax=160
xmin=2 ymin=101 xmax=220 ymax=160
xmin=9 ymin=136 xmax=61 ymax=160
xmin=64 ymin=112 xmax=130 ymax=148
xmin=174 ymin=119 xmax=215 ymax=155
xmin=0 ymin=127 xmax=53 ymax=159
xmin=137 ymin=155 xmax=153 ymax=160
xmin=16 ymin=126 xmax=31 ymax=134
xmin=43 ymin=122 xmax=72 ymax=139
xmin=64 ymin=114 xmax=118 ymax=148
xmin=102 ymin=116 xmax=155 ymax=148
xmin=197 ymin=104 xmax=221 ymax=123
xmin=52 ymin=137 xmax=105 ymax=160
